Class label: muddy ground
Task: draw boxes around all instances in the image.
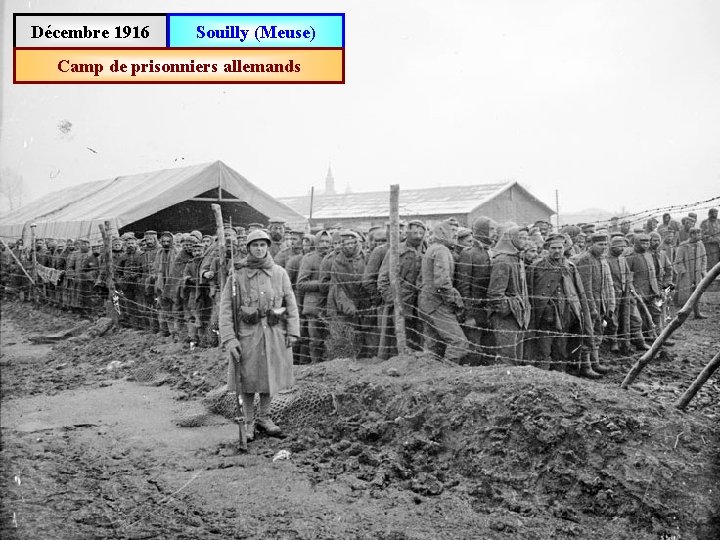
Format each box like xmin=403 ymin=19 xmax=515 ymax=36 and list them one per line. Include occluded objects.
xmin=1 ymin=299 xmax=719 ymax=539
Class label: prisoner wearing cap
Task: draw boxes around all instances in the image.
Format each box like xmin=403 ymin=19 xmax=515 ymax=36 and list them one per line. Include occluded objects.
xmin=545 ymin=233 xmax=566 ymax=246
xmin=373 ymin=229 xmax=388 ymax=242
xmin=247 ymin=222 xmax=264 ymax=231
xmin=611 ymin=235 xmax=628 ymax=247
xmin=268 ymin=217 xmax=287 ymax=225
xmin=144 ymin=230 xmax=157 ymax=237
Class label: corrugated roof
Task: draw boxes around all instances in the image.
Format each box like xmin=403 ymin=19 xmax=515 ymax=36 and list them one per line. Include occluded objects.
xmin=278 ymin=182 xmax=552 ymax=219
xmin=0 ymin=161 xmax=306 ymax=240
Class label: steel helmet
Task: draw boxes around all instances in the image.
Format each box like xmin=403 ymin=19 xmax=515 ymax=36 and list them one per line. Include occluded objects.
xmin=246 ymin=229 xmax=271 ymax=246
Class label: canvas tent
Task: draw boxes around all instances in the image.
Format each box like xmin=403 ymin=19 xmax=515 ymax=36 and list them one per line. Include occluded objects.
xmin=0 ymin=161 xmax=306 ymax=243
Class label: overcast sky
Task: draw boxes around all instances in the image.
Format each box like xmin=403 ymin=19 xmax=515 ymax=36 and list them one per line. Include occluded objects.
xmin=2 ymin=0 xmax=719 ymax=217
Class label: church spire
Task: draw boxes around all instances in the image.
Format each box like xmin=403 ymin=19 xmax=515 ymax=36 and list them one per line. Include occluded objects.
xmin=324 ymin=163 xmax=336 ymax=195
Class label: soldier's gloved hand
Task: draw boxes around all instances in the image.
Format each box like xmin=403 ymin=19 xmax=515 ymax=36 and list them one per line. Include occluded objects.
xmin=464 ymin=316 xmax=477 ymax=328
xmin=286 ymin=335 xmax=298 ymax=348
xmin=203 ymin=271 xmax=215 ymax=280
xmin=225 ymin=338 xmax=242 ymax=362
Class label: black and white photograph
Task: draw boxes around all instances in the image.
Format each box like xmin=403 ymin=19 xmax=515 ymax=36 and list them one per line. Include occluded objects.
xmin=1 ymin=1 xmax=719 ymax=538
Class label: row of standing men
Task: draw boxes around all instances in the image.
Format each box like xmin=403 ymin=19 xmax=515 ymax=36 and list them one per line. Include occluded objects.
xmin=0 ymin=211 xmax=713 ymax=376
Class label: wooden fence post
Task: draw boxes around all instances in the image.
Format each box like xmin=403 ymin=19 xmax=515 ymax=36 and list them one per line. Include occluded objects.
xmin=98 ymin=221 xmax=119 ymax=327
xmin=675 ymin=351 xmax=720 ymax=410
xmin=29 ymin=223 xmax=38 ymax=303
xmin=621 ymin=261 xmax=720 ymax=389
xmin=389 ymin=185 xmax=408 ymax=355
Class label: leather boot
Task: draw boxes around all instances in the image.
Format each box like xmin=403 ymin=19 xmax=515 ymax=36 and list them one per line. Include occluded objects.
xmin=590 ymin=349 xmax=610 ymax=374
xmin=256 ymin=394 xmax=283 ymax=437
xmin=578 ymin=351 xmax=602 ymax=379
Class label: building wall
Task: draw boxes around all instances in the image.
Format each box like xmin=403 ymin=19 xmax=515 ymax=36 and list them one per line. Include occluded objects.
xmin=308 ymin=187 xmax=552 ymax=232
xmin=310 ymin=214 xmax=469 ymax=232
xmin=468 ymin=185 xmax=552 ymax=226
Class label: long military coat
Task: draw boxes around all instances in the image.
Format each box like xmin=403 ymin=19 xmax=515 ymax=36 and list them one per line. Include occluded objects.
xmin=219 ymin=262 xmax=300 ymax=394
xmin=673 ymin=240 xmax=707 ymax=305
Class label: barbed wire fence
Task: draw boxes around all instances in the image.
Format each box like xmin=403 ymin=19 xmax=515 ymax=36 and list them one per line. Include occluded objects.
xmin=0 ymin=192 xmax=718 ymax=406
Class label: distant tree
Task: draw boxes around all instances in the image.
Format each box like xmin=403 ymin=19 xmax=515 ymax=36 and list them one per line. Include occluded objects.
xmin=0 ymin=168 xmax=25 ymax=210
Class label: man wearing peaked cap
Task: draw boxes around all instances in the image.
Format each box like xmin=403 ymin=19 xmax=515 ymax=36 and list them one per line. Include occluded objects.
xmin=139 ymin=230 xmax=161 ymax=332
xmin=527 ymin=232 xmax=596 ymax=375
xmin=624 ymin=232 xmax=664 ymax=340
xmin=606 ymin=233 xmax=646 ymax=353
xmin=267 ymin=218 xmax=286 ymax=258
xmin=570 ymin=230 xmax=612 ymax=376
xmin=247 ymin=223 xmax=265 ymax=232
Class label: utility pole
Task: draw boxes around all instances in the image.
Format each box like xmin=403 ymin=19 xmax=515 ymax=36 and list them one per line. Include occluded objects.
xmin=555 ymin=189 xmax=560 ymax=229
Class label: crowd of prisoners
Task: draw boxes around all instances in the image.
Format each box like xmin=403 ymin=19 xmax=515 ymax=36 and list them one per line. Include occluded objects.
xmin=1 ymin=206 xmax=717 ymax=376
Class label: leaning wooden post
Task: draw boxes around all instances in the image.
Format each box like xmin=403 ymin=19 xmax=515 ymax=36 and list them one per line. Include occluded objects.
xmin=211 ymin=204 xmax=226 ymax=293
xmin=211 ymin=204 xmax=227 ymax=350
xmin=389 ymin=184 xmax=408 ymax=355
xmin=675 ymin=351 xmax=720 ymax=410
xmin=0 ymin=236 xmax=35 ymax=285
xmin=621 ymin=261 xmax=720 ymax=389
xmin=29 ymin=223 xmax=38 ymax=302
xmin=98 ymin=221 xmax=119 ymax=327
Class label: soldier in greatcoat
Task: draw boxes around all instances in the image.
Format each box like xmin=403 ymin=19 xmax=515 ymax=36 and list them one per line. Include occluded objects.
xmin=454 ymin=217 xmax=496 ymax=364
xmin=527 ymin=234 xmax=599 ymax=377
xmin=362 ymin=228 xmax=388 ymax=357
xmin=296 ymin=230 xmax=332 ymax=363
xmin=117 ymin=236 xmax=145 ymax=328
xmin=377 ymin=219 xmax=426 ymax=358
xmin=330 ymin=230 xmax=373 ymax=358
xmin=625 ymin=233 xmax=663 ymax=340
xmin=219 ymin=230 xmax=299 ymax=440
xmin=571 ymin=233 xmax=614 ymax=375
xmin=140 ymin=231 xmax=161 ymax=332
xmin=153 ymin=232 xmax=177 ymax=336
xmin=605 ymin=235 xmax=647 ymax=353
xmin=674 ymin=227 xmax=708 ymax=319
xmin=486 ymin=223 xmax=530 ymax=364
xmin=418 ymin=221 xmax=470 ymax=363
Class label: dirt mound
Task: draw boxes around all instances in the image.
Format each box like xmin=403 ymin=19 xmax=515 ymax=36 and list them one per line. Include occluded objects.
xmin=3 ymin=300 xmax=719 ymax=538
xmin=287 ymin=355 xmax=720 ymax=539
